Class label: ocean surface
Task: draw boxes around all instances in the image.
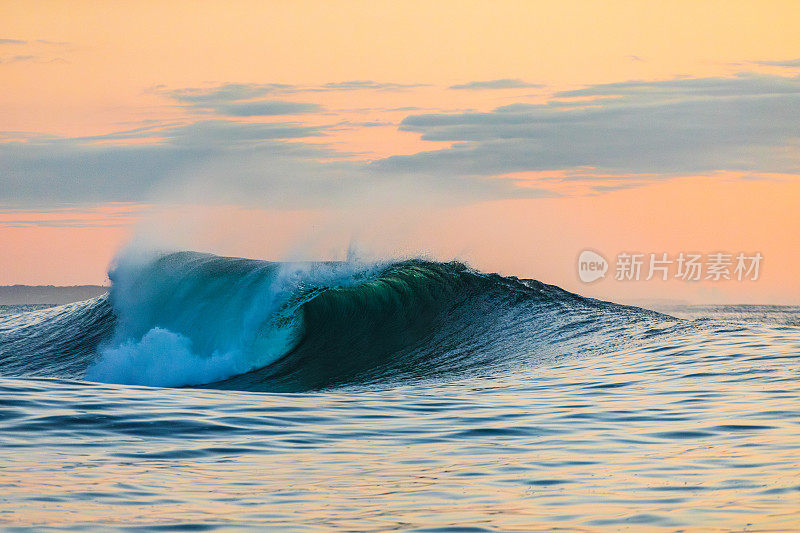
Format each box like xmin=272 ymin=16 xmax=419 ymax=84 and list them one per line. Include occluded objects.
xmin=0 ymin=252 xmax=798 ymax=531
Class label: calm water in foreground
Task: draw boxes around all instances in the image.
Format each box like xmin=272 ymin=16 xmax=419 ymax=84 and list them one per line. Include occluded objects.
xmin=0 ymin=256 xmax=798 ymax=531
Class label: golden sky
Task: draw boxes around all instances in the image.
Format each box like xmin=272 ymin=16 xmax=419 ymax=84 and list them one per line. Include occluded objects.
xmin=1 ymin=1 xmax=798 ymax=303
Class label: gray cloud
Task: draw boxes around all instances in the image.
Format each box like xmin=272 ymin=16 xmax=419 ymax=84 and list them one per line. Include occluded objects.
xmin=0 ymin=217 xmax=132 ymax=228
xmin=0 ymin=115 xmax=548 ymax=210
xmin=0 ymin=54 xmax=67 ymax=65
xmin=375 ymin=73 xmax=800 ymax=178
xmin=0 ymin=120 xmax=329 ymax=208
xmin=0 ymin=39 xmax=69 ymax=46
xmin=153 ymin=81 xmax=427 ymax=103
xmin=757 ymin=58 xmax=800 ymax=68
xmin=317 ymin=81 xmax=426 ymax=91
xmin=66 ymin=120 xmax=323 ymax=145
xmin=555 ymin=73 xmax=800 ymax=99
xmin=156 ymin=83 xmax=294 ymax=104
xmin=7 ymin=73 xmax=794 ymax=212
xmin=0 ymin=38 xmax=70 ymax=65
xmin=35 ymin=39 xmax=70 ymax=46
xmin=150 ymin=84 xmax=323 ymax=117
xmin=449 ymin=79 xmax=544 ymax=90
xmin=0 ymin=54 xmax=36 ymax=63
xmin=206 ymin=101 xmax=322 ymax=117
xmin=153 ymin=81 xmax=425 ymax=118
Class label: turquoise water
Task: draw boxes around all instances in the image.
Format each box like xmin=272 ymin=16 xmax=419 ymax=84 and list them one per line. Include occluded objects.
xmin=0 ymin=253 xmax=798 ymax=530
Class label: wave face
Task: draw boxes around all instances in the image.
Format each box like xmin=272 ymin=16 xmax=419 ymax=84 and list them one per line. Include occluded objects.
xmin=0 ymin=251 xmax=664 ymax=392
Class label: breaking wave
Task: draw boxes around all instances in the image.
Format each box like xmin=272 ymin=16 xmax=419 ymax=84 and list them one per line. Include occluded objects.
xmin=0 ymin=251 xmax=665 ymax=392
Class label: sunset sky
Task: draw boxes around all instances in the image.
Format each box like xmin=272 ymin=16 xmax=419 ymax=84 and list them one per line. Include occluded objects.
xmin=1 ymin=1 xmax=799 ymax=304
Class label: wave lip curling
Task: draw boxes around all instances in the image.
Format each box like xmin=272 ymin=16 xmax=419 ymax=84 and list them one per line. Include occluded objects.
xmin=86 ymin=251 xmax=382 ymax=387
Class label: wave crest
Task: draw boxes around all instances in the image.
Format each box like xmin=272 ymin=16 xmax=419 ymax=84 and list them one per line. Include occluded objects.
xmin=2 ymin=251 xmax=663 ymax=391
xmin=86 ymin=251 xmax=384 ymax=387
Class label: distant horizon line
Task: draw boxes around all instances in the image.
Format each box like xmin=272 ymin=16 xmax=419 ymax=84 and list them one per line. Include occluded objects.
xmin=0 ymin=284 xmax=109 ymax=289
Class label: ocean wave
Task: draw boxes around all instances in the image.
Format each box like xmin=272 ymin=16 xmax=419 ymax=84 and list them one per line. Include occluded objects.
xmin=0 ymin=251 xmax=665 ymax=391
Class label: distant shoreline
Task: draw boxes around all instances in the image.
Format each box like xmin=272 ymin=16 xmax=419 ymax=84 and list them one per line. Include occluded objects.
xmin=0 ymin=285 xmax=108 ymax=305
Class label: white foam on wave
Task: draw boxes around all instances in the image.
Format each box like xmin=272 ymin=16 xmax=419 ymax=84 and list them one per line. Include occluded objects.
xmin=86 ymin=325 xmax=301 ymax=387
xmin=85 ymin=249 xmax=386 ymax=387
